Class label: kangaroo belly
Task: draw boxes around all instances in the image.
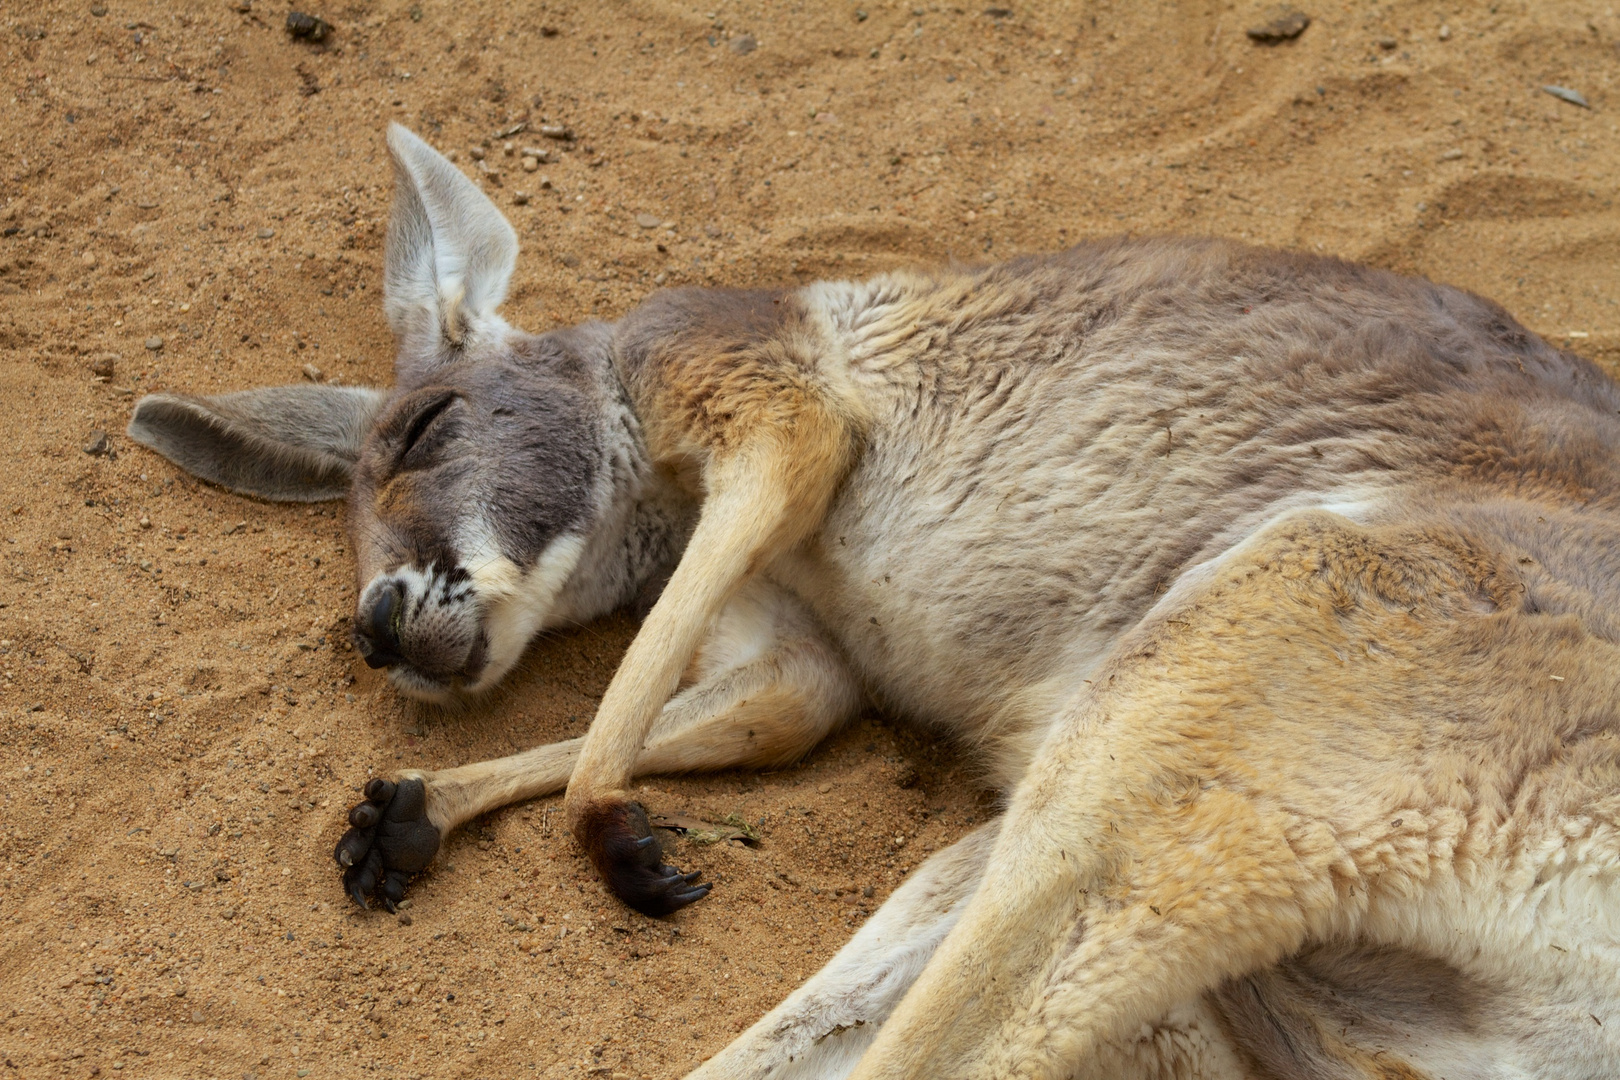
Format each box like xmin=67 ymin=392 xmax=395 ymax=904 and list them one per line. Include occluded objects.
xmin=774 ymin=365 xmax=1390 ymax=757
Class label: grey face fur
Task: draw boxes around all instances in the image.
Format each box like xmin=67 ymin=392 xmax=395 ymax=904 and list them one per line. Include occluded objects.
xmin=127 ymin=125 xmax=676 ymax=702
xmin=344 ymin=326 xmax=610 ymax=699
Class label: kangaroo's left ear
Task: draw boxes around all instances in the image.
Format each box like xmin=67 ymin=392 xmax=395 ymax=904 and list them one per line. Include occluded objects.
xmin=383 ymin=123 xmax=519 ymax=364
xmin=126 ymin=385 xmax=387 ymax=502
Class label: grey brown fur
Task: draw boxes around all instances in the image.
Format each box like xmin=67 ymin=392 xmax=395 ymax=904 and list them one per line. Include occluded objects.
xmin=129 ymin=125 xmax=1620 ymax=1079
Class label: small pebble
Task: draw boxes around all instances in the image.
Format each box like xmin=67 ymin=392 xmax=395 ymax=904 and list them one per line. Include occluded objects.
xmin=538 ymin=176 xmax=553 ymax=190
xmin=1438 ymin=24 xmax=1451 ymax=40
xmin=89 ymin=355 xmax=116 ymax=379
xmin=469 ymin=146 xmax=487 ymax=160
xmin=141 ymin=267 xmax=157 ymax=281
xmin=398 ymin=912 xmax=413 ymax=926
xmin=636 ymin=213 xmax=662 ymax=228
xmin=301 ymin=363 xmax=323 ymax=382
xmin=236 ymin=0 xmax=252 ymax=10
xmin=285 ymin=11 xmax=331 ymax=41
xmin=80 ymin=251 xmax=97 ymax=268
xmin=257 ymin=227 xmax=275 ymax=239
xmin=730 ymin=33 xmax=758 ymax=55
xmin=522 ymin=156 xmax=539 ymax=171
xmin=1377 ymin=36 xmax=1398 ymax=49
xmin=144 ymin=336 xmax=163 ymax=351
xmin=512 ymin=192 xmax=530 ymax=205
xmin=82 ymin=431 xmax=109 ymax=457
xmin=539 ymin=124 xmax=573 ymax=140
xmin=90 ymin=3 xmax=108 ymax=15
xmin=1245 ymin=9 xmax=1310 ymax=43
xmin=139 ymin=516 xmax=152 ymax=530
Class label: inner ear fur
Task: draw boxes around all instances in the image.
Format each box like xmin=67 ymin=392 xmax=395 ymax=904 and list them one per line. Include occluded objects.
xmin=126 ymin=385 xmax=386 ymax=502
xmin=383 ymin=123 xmax=518 ymax=357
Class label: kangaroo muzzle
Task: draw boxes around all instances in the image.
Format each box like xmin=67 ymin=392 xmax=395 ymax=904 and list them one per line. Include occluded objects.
xmin=354 ymin=579 xmax=406 ymax=670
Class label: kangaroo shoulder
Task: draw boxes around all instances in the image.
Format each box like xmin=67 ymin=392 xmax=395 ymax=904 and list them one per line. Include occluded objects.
xmin=611 ymin=281 xmax=897 ymax=464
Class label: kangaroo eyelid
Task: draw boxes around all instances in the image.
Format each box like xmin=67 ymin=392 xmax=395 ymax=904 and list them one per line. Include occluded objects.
xmin=401 ymin=393 xmax=457 ymax=456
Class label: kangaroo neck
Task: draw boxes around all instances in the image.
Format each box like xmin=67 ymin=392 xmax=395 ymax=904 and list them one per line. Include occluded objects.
xmin=552 ymin=358 xmax=696 ymax=626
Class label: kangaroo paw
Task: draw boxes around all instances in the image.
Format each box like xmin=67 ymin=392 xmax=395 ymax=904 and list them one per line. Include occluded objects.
xmin=575 ymin=798 xmax=711 ymax=917
xmin=332 ymin=776 xmax=441 ymax=911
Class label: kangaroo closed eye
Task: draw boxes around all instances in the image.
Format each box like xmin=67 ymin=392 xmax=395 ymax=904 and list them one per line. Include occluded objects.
xmin=399 ymin=393 xmax=458 ymax=462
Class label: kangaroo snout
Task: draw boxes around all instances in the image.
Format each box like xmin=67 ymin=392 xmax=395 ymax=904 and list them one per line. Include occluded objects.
xmin=354 ymin=579 xmax=406 ymax=670
xmin=352 ymin=571 xmax=491 ymax=698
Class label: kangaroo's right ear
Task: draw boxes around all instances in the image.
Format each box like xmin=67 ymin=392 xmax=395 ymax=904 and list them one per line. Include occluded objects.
xmin=126 ymin=385 xmax=386 ymax=502
xmin=384 ymin=123 xmax=518 ymax=366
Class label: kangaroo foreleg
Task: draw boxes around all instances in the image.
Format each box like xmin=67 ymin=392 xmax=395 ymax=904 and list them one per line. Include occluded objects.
xmin=566 ymin=403 xmax=856 ymax=916
xmin=334 ymin=581 xmax=859 ymax=909
xmin=361 ymin=622 xmax=856 ymax=836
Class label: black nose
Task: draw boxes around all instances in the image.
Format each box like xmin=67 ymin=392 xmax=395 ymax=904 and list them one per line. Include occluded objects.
xmin=354 ymin=581 xmax=406 ymax=669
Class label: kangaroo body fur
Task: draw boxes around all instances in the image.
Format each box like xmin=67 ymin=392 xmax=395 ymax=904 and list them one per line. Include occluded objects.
xmin=128 ymin=125 xmax=1620 ymax=1079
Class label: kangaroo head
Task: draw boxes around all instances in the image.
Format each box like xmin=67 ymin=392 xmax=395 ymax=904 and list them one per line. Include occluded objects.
xmin=127 ymin=125 xmax=653 ymax=702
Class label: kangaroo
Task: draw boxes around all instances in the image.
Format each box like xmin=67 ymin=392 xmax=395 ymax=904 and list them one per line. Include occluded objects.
xmin=127 ymin=124 xmax=1620 ymax=1079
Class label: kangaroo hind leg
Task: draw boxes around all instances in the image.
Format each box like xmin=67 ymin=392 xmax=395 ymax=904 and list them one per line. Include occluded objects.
xmin=847 ymin=511 xmax=1510 ymax=1080
xmin=687 ymin=822 xmax=1001 ymax=1080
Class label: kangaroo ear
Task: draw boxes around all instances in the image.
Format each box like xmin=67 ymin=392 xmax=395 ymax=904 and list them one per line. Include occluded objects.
xmin=126 ymin=385 xmax=386 ymax=502
xmin=384 ymin=123 xmax=519 ymax=360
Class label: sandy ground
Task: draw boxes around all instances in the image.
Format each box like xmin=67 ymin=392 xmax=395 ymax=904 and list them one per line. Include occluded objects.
xmin=2 ymin=1 xmax=1619 ymax=1077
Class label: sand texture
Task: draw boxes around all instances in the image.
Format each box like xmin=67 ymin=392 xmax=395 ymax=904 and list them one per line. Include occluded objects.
xmin=2 ymin=1 xmax=1618 ymax=1077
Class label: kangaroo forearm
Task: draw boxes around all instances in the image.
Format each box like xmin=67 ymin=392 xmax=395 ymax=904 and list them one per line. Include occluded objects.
xmin=415 ymin=738 xmax=583 ymax=833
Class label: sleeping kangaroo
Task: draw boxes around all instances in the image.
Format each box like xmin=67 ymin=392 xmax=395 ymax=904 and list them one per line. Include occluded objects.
xmin=128 ymin=124 xmax=1620 ymax=1078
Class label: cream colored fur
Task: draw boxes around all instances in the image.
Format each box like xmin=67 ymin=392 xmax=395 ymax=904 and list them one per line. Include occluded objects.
xmin=349 ymin=234 xmax=1620 ymax=1079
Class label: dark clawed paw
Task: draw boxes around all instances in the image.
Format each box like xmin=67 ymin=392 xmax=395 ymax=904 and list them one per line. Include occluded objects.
xmin=578 ymin=800 xmax=711 ymax=918
xmin=332 ymin=776 xmax=440 ymax=910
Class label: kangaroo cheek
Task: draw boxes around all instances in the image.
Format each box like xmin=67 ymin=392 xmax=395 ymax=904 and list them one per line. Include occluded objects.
xmin=463 ymin=534 xmax=588 ymax=693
